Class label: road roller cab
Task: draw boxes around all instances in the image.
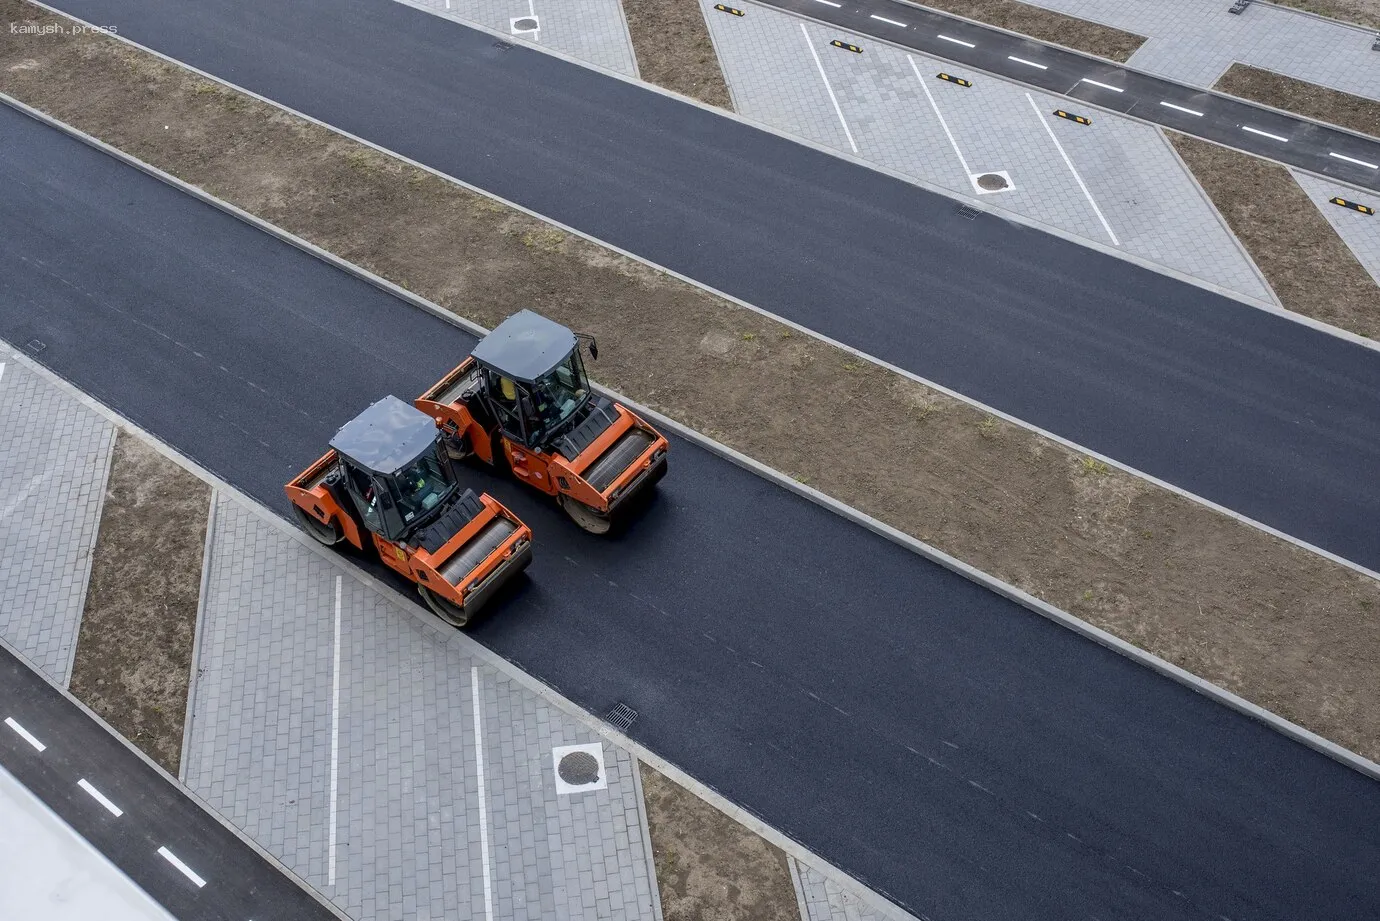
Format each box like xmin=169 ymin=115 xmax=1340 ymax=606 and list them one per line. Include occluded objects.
xmin=284 ymin=395 xmax=532 ymax=627
xmin=416 ymin=310 xmax=668 ymax=533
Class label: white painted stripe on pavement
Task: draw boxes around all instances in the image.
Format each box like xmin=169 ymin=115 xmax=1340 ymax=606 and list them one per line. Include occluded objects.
xmin=870 ymin=14 xmax=907 ymax=27
xmin=4 ymin=717 xmax=45 ymax=752
xmin=910 ymin=55 xmax=971 ymax=177
xmin=0 ymin=362 xmax=5 ymax=383
xmin=1027 ymin=93 xmax=1119 ymax=247
xmin=77 ymin=779 xmax=123 ymax=817
xmin=1007 ymin=56 xmax=1047 ymax=70
xmin=1243 ymin=125 xmax=1289 ymax=142
xmin=471 ymin=667 xmax=493 ymax=921
xmin=1329 ymin=151 xmax=1379 ymax=169
xmin=937 ymin=34 xmax=975 ymax=48
xmin=1079 ymin=78 xmax=1123 ymax=93
xmin=1159 ymin=101 xmax=1204 ymax=117
xmin=801 ymin=23 xmax=858 ymax=154
xmin=327 ymin=574 xmax=342 ymax=887
xmin=811 ymin=0 xmax=841 ymax=6
xmin=157 ymin=847 xmax=206 ymax=887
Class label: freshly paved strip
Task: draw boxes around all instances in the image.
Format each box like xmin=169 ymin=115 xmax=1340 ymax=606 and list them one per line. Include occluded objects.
xmin=0 ymin=642 xmax=339 ymax=921
xmin=4 ymin=98 xmax=1380 ymax=921
xmin=758 ymin=0 xmax=1380 ymax=189
xmin=31 ymin=0 xmax=1380 ymax=572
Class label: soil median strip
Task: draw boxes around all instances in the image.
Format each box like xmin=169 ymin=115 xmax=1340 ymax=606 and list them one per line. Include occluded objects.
xmin=624 ymin=0 xmax=734 ymax=109
xmin=911 ymin=0 xmax=1145 ymax=62
xmin=3 ymin=0 xmax=1379 ymax=767
xmin=1216 ymin=63 xmax=1380 ymax=142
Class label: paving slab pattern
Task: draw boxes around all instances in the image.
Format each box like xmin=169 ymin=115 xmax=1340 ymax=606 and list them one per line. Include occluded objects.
xmin=391 ymin=0 xmax=639 ymax=76
xmin=702 ymin=1 xmax=1276 ymax=303
xmin=791 ymin=857 xmax=902 ymax=921
xmin=184 ymin=494 xmax=659 ymax=921
xmin=0 ymin=357 xmax=113 ymax=686
xmin=1291 ymin=169 xmax=1380 ymax=286
xmin=1007 ymin=0 xmax=1380 ymax=100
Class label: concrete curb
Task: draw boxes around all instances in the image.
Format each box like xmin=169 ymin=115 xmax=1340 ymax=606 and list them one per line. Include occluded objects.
xmin=627 ymin=756 xmax=666 ymax=921
xmin=4 ymin=93 xmax=1379 ymax=788
xmin=178 ymin=490 xmax=218 ymax=784
xmin=5 ymin=85 xmax=1379 ymax=594
xmin=21 ymin=0 xmax=1380 ymax=353
xmin=787 ymin=856 xmax=812 ymax=921
xmin=61 ymin=422 xmax=117 ymax=689
xmin=0 ymin=629 xmax=355 ymax=921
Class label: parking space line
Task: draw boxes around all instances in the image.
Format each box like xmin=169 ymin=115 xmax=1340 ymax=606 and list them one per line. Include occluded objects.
xmin=1008 ymin=56 xmax=1046 ymax=70
xmin=1330 ymin=151 xmax=1379 ymax=169
xmin=77 ymin=779 xmax=124 ymax=817
xmin=908 ymin=55 xmax=971 ymax=176
xmin=1159 ymin=101 xmax=1204 ymax=117
xmin=1243 ymin=125 xmax=1289 ymax=142
xmin=938 ymin=34 xmax=975 ymax=49
xmin=471 ymin=667 xmax=493 ymax=921
xmin=4 ymin=717 xmax=45 ymax=752
xmin=157 ymin=847 xmax=206 ymax=888
xmin=1026 ymin=93 xmax=1120 ymax=247
xmin=801 ymin=24 xmax=858 ymax=154
xmin=327 ymin=575 xmax=342 ymax=887
xmin=870 ymin=14 xmax=908 ymax=27
xmin=1079 ymin=78 xmax=1123 ymax=93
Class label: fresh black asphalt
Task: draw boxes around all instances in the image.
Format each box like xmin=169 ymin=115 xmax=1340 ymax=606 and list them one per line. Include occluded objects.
xmin=30 ymin=0 xmax=1380 ymax=573
xmin=762 ymin=0 xmax=1380 ymax=191
xmin=4 ymin=102 xmax=1379 ymax=921
xmin=0 ymin=644 xmax=338 ymax=921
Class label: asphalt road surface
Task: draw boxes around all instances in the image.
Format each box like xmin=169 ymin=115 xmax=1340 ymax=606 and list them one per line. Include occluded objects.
xmin=762 ymin=0 xmax=1380 ymax=190
xmin=28 ymin=0 xmax=1380 ymax=574
xmin=0 ymin=644 xmax=339 ymax=921
xmin=4 ymin=101 xmax=1379 ymax=921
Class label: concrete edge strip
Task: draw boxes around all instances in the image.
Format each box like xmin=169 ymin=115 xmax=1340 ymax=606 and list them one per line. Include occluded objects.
xmin=0 ymin=343 xmax=926 ymax=921
xmin=25 ymin=0 xmax=1380 ymax=352
xmin=61 ymin=423 xmax=118 ymax=688
xmin=1154 ymin=124 xmax=1282 ymax=306
xmin=178 ymin=490 xmax=218 ymax=784
xmin=5 ymin=94 xmax=1380 ymax=776
xmin=6 ymin=89 xmax=1377 ymax=590
xmin=626 ymin=755 xmax=666 ymax=921
xmin=787 ymin=856 xmax=811 ymax=921
xmin=0 ymin=629 xmax=354 ymax=921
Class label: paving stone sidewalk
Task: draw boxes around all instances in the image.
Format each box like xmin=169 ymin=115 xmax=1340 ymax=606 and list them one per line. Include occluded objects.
xmin=1009 ymin=0 xmax=1380 ymax=100
xmin=791 ymin=857 xmax=906 ymax=921
xmin=390 ymin=0 xmax=639 ymax=76
xmin=0 ymin=354 xmax=113 ymax=686
xmin=184 ymin=493 xmax=661 ymax=921
xmin=702 ymin=1 xmax=1276 ymax=304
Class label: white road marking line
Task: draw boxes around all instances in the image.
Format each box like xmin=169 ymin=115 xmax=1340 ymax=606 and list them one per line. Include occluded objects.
xmin=4 ymin=717 xmax=45 ymax=752
xmin=870 ymin=14 xmax=907 ymax=27
xmin=77 ymin=779 xmax=123 ymax=817
xmin=157 ymin=847 xmax=206 ymax=888
xmin=1242 ymin=125 xmax=1289 ymax=142
xmin=327 ymin=575 xmax=342 ymax=887
xmin=937 ymin=34 xmax=975 ymax=48
xmin=1329 ymin=151 xmax=1379 ymax=169
xmin=1007 ymin=55 xmax=1047 ymax=70
xmin=1159 ymin=100 xmax=1204 ymax=117
xmin=0 ymin=361 xmax=5 ymax=383
xmin=1079 ymin=77 xmax=1123 ymax=93
xmin=910 ymin=55 xmax=971 ymax=176
xmin=811 ymin=0 xmax=842 ymax=6
xmin=801 ymin=24 xmax=858 ymax=154
xmin=1026 ymin=93 xmax=1120 ymax=247
xmin=471 ymin=667 xmax=493 ymax=921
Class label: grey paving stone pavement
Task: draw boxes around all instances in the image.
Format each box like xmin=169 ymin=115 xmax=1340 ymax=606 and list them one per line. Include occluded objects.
xmin=185 ymin=493 xmax=660 ymax=921
xmin=391 ymin=0 xmax=639 ymax=76
xmin=1291 ymin=169 xmax=1380 ymax=286
xmin=702 ymin=0 xmax=1276 ymax=303
xmin=0 ymin=355 xmax=114 ymax=686
xmin=1008 ymin=0 xmax=1380 ymax=101
xmin=790 ymin=856 xmax=905 ymax=921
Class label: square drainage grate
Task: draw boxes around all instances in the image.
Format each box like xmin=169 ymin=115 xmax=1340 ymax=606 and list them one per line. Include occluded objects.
xmin=957 ymin=205 xmax=980 ymax=220
xmin=605 ymin=702 xmax=637 ymax=732
xmin=493 ymin=40 xmax=513 ymax=51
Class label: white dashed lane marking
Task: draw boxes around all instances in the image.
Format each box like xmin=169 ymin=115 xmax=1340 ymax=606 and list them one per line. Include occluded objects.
xmin=157 ymin=847 xmax=207 ymax=888
xmin=1329 ymin=151 xmax=1379 ymax=169
xmin=77 ymin=779 xmax=124 ymax=817
xmin=1243 ymin=125 xmax=1289 ymax=142
xmin=870 ymin=14 xmax=907 ymax=27
xmin=937 ymin=34 xmax=975 ymax=48
xmin=1079 ymin=78 xmax=1123 ymax=93
xmin=1159 ymin=101 xmax=1204 ymax=117
xmin=4 ymin=717 xmax=46 ymax=752
xmin=1007 ymin=56 xmax=1047 ymax=70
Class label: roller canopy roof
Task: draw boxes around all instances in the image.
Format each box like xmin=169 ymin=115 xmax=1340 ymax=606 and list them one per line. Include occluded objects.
xmin=471 ymin=310 xmax=577 ymax=384
xmin=329 ymin=395 xmax=438 ymax=475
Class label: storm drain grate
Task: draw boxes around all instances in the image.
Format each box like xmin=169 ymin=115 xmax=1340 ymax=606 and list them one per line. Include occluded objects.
xmin=493 ymin=40 xmax=513 ymax=51
xmin=605 ymin=702 xmax=638 ymax=732
xmin=957 ymin=205 xmax=980 ymax=220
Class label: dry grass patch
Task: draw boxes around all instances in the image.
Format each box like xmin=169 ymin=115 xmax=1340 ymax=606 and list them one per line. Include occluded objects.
xmin=624 ymin=0 xmax=733 ymax=109
xmin=1170 ymin=132 xmax=1380 ymax=340
xmin=68 ymin=433 xmax=210 ymax=774
xmin=917 ymin=0 xmax=1144 ymax=62
xmin=1273 ymin=0 xmax=1380 ymax=30
xmin=1217 ymin=63 xmax=1380 ymax=140
xmin=5 ymin=0 xmax=1380 ymax=763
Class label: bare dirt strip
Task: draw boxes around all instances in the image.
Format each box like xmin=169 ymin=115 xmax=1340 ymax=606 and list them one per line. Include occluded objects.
xmin=912 ymin=0 xmax=1145 ymax=61
xmin=624 ymin=0 xmax=734 ymax=109
xmin=1217 ymin=63 xmax=1380 ymax=141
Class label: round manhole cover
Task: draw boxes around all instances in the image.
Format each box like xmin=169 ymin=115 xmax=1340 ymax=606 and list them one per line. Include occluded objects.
xmin=975 ymin=173 xmax=1009 ymax=191
xmin=513 ymin=16 xmax=538 ymax=30
xmin=558 ymin=751 xmax=601 ymax=786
